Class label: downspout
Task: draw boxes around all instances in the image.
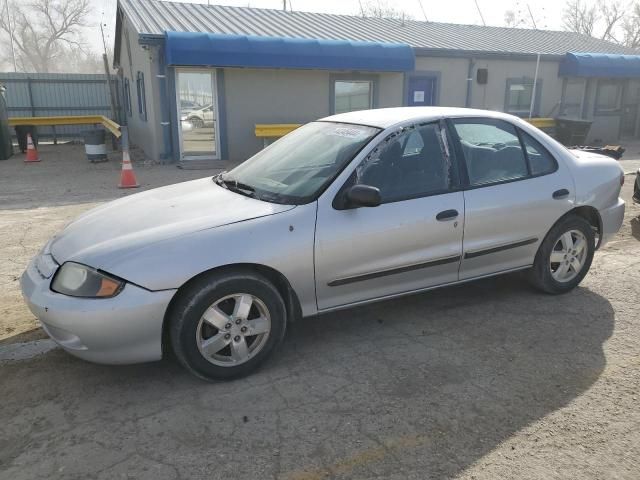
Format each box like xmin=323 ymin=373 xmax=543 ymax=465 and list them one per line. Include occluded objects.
xmin=529 ymin=53 xmax=541 ymax=119
xmin=156 ymin=45 xmax=173 ymax=163
xmin=465 ymin=58 xmax=475 ymax=107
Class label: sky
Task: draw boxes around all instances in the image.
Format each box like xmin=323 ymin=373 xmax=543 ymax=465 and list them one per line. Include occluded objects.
xmin=90 ymin=0 xmax=567 ymax=54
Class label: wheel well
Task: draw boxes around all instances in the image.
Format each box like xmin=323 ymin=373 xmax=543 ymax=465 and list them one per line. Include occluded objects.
xmin=161 ymin=264 xmax=303 ymax=358
xmin=564 ymin=206 xmax=602 ymax=249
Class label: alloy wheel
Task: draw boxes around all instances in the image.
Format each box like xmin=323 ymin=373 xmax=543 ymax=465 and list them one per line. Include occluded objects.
xmin=549 ymin=229 xmax=588 ymax=283
xmin=196 ymin=293 xmax=271 ymax=366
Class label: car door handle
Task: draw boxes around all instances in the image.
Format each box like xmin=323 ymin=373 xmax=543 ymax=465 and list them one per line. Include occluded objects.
xmin=436 ymin=209 xmax=459 ymax=221
xmin=552 ymin=189 xmax=570 ymax=199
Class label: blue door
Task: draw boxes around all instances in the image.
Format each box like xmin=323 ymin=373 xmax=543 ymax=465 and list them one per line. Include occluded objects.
xmin=407 ymin=76 xmax=437 ymax=106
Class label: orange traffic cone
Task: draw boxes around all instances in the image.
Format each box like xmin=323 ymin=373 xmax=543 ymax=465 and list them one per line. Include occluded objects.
xmin=118 ymin=149 xmax=140 ymax=188
xmin=24 ymin=133 xmax=40 ymax=163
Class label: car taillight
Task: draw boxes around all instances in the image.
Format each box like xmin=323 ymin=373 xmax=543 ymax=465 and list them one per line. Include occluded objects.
xmin=620 ymin=172 xmax=625 ymax=186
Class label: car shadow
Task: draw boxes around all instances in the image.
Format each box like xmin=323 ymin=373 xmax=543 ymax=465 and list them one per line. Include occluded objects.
xmin=0 ymin=273 xmax=614 ymax=479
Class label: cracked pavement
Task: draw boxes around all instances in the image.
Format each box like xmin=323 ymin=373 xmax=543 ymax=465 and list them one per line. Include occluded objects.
xmin=1 ymin=144 xmax=640 ymax=479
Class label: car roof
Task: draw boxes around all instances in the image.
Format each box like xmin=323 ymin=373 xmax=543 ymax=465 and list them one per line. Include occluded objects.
xmin=320 ymin=107 xmax=519 ymax=129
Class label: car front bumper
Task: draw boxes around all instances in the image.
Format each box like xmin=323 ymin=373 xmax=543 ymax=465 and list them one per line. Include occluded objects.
xmin=20 ymin=254 xmax=176 ymax=365
xmin=599 ymin=197 xmax=625 ymax=247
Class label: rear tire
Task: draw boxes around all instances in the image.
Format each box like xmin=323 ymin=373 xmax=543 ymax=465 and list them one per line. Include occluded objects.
xmin=528 ymin=215 xmax=595 ymax=294
xmin=169 ymin=270 xmax=287 ymax=381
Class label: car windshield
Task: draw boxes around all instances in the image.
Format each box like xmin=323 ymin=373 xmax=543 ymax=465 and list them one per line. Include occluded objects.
xmin=218 ymin=122 xmax=380 ymax=204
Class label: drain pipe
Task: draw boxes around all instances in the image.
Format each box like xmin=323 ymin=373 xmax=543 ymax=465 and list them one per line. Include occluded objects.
xmin=465 ymin=58 xmax=475 ymax=107
xmin=529 ymin=53 xmax=541 ymax=119
xmin=156 ymin=45 xmax=173 ymax=162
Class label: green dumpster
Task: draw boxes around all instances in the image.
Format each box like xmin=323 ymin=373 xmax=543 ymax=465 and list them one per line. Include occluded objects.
xmin=554 ymin=117 xmax=593 ymax=146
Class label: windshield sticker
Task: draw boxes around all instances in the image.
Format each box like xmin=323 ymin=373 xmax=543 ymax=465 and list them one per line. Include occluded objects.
xmin=329 ymin=127 xmax=369 ymax=139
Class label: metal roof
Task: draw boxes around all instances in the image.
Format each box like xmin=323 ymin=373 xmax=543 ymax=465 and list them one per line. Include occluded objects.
xmin=118 ymin=0 xmax=638 ymax=57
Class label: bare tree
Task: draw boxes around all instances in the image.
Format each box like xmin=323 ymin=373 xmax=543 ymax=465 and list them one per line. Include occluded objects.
xmin=562 ymin=0 xmax=598 ymax=37
xmin=621 ymin=1 xmax=640 ymax=48
xmin=0 ymin=0 xmax=91 ymax=73
xmin=504 ymin=9 xmax=537 ymax=29
xmin=504 ymin=10 xmax=520 ymax=28
xmin=64 ymin=46 xmax=115 ymax=74
xmin=360 ymin=1 xmax=413 ymax=21
xmin=599 ymin=0 xmax=625 ymax=41
xmin=561 ymin=0 xmax=631 ymax=43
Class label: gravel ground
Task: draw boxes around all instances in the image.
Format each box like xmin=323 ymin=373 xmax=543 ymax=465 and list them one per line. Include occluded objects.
xmin=0 ymin=143 xmax=639 ymax=479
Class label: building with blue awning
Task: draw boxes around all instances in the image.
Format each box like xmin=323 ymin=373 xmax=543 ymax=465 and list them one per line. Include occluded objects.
xmin=557 ymin=53 xmax=640 ymax=143
xmin=113 ymin=0 xmax=640 ymax=164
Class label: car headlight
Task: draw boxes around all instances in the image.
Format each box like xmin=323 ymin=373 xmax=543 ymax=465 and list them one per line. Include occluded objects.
xmin=51 ymin=262 xmax=124 ymax=298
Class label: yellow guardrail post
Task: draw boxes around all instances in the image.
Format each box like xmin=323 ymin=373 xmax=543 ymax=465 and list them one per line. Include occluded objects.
xmin=525 ymin=118 xmax=556 ymax=130
xmin=254 ymin=124 xmax=301 ymax=147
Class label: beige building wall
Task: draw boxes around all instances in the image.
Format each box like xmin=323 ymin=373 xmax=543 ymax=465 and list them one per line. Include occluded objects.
xmin=222 ymin=68 xmax=404 ymax=161
xmin=117 ymin=17 xmax=163 ymax=161
xmin=418 ymin=55 xmax=563 ymax=116
xmin=414 ymin=57 xmax=468 ymax=107
xmin=468 ymin=58 xmax=563 ymax=117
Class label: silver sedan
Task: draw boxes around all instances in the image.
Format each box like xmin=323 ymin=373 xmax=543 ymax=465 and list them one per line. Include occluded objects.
xmin=21 ymin=108 xmax=625 ymax=380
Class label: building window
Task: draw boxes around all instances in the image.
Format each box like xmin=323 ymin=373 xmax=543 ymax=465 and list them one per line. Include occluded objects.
xmin=123 ymin=78 xmax=132 ymax=116
xmin=560 ymin=79 xmax=585 ymax=117
xmin=136 ymin=71 xmax=147 ymax=121
xmin=333 ymin=80 xmax=373 ymax=114
xmin=505 ymin=78 xmax=542 ymax=116
xmin=595 ymin=80 xmax=622 ymax=114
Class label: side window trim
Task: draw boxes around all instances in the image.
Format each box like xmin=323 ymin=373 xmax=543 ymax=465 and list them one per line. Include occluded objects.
xmin=439 ymin=118 xmax=463 ymax=190
xmin=515 ymin=127 xmax=533 ymax=176
xmin=446 ymin=116 xmax=559 ymax=190
xmin=444 ymin=117 xmax=470 ymax=186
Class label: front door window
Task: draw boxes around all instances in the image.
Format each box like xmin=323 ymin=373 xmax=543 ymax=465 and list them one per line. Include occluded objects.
xmin=356 ymin=122 xmax=451 ymax=202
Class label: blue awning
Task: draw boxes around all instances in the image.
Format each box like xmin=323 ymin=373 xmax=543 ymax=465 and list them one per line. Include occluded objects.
xmin=559 ymin=52 xmax=640 ymax=78
xmin=164 ymin=31 xmax=415 ymax=72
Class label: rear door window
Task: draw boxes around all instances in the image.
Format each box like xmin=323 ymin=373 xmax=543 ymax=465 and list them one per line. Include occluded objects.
xmin=452 ymin=119 xmax=528 ymax=187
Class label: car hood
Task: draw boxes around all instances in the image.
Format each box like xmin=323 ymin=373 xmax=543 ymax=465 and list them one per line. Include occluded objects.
xmin=50 ymin=177 xmax=294 ymax=266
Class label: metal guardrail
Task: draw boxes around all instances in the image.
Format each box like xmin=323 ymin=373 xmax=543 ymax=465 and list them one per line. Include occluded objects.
xmin=8 ymin=115 xmax=121 ymax=138
xmin=255 ymin=124 xmax=301 ymax=148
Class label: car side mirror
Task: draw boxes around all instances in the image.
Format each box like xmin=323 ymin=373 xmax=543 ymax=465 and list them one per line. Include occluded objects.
xmin=345 ymin=184 xmax=381 ymax=208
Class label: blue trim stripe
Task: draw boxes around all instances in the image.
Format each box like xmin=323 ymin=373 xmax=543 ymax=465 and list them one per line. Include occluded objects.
xmin=164 ymin=31 xmax=415 ymax=72
xmin=559 ymin=52 xmax=640 ymax=78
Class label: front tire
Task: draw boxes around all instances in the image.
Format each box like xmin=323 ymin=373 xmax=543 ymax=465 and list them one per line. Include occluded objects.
xmin=169 ymin=270 xmax=287 ymax=381
xmin=528 ymin=215 xmax=595 ymax=294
